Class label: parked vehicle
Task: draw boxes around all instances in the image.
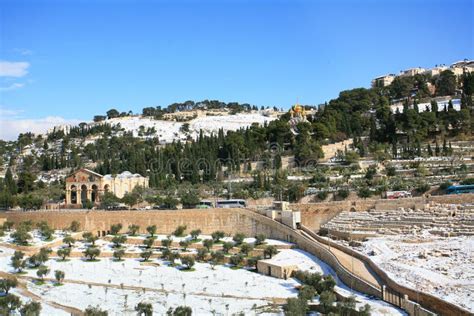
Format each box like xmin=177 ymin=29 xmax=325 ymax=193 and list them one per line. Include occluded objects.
xmin=216 ymin=199 xmax=247 ymax=208
xmin=385 ymin=191 xmax=412 ymax=199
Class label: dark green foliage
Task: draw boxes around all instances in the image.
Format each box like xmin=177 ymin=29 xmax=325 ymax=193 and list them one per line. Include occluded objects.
xmin=229 ymin=253 xmax=245 ymax=267
xmin=202 ymin=239 xmax=214 ymax=251
xmin=255 ymin=234 xmax=266 ymax=245
xmin=222 ymin=242 xmax=234 ymax=254
xmin=0 ymin=277 xmax=18 ymax=294
xmin=232 ymin=233 xmax=245 ymax=246
xmin=85 ymin=305 xmax=108 ymax=316
xmin=20 ymin=300 xmax=42 ymax=316
xmin=83 ymin=247 xmax=100 ymax=261
xmin=180 ymin=255 xmax=195 ymax=269
xmin=128 ymin=224 xmax=140 ymax=236
xmin=211 ymin=230 xmax=225 ymax=242
xmin=167 ymin=305 xmax=192 ymax=316
xmin=190 ymin=229 xmax=201 ymax=240
xmin=135 ymin=302 xmax=153 ymax=316
xmin=173 ymin=225 xmax=187 ymax=237
xmin=110 ymin=223 xmax=123 ymax=235
xmin=57 ymin=247 xmax=71 ymax=261
xmin=263 ymin=245 xmax=278 ymax=259
xmin=140 ymin=250 xmax=153 ymax=261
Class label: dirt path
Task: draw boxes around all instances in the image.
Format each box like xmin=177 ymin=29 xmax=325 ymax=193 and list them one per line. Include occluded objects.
xmin=0 ymin=271 xmax=84 ymax=315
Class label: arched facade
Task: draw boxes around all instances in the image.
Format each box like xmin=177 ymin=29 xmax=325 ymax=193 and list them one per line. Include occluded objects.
xmin=65 ymin=169 xmax=149 ymax=207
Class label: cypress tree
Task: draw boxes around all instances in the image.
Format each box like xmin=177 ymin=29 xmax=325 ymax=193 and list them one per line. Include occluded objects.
xmin=4 ymin=168 xmax=17 ymax=195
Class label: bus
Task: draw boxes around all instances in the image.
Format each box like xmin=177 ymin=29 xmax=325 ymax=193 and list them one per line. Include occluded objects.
xmin=216 ymin=199 xmax=247 ymax=208
xmin=446 ymin=185 xmax=474 ymax=195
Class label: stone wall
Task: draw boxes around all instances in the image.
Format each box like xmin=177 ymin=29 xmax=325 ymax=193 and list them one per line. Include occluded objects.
xmin=292 ymin=193 xmax=474 ymax=231
xmin=304 ymin=225 xmax=471 ymax=316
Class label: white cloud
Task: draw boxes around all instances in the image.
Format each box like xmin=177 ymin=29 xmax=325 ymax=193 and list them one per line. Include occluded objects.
xmin=0 ymin=61 xmax=30 ymax=77
xmin=0 ymin=107 xmax=24 ymax=117
xmin=0 ymin=83 xmax=25 ymax=91
xmin=0 ymin=116 xmax=82 ymax=141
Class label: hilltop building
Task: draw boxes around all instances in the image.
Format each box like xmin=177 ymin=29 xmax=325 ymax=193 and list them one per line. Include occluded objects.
xmin=65 ymin=169 xmax=148 ymax=206
xmin=371 ymin=59 xmax=474 ymax=88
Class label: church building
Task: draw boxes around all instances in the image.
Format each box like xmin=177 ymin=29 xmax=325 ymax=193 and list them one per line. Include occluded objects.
xmin=65 ymin=169 xmax=149 ymax=206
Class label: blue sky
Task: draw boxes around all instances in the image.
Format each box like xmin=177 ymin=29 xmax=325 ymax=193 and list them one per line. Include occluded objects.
xmin=0 ymin=0 xmax=473 ymax=140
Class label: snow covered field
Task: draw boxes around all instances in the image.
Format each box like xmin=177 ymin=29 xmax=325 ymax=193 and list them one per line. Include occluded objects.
xmin=106 ymin=113 xmax=277 ymax=143
xmin=348 ymin=231 xmax=474 ymax=312
xmin=0 ymin=244 xmax=404 ymax=315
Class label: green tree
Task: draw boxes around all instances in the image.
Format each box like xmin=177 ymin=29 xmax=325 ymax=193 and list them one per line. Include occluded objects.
xmin=211 ymin=231 xmax=225 ymax=242
xmin=19 ymin=301 xmax=42 ymax=316
xmin=232 ymin=233 xmax=245 ymax=246
xmin=110 ymin=223 xmax=123 ymax=235
xmin=180 ymin=255 xmax=195 ymax=270
xmin=146 ymin=225 xmax=157 ymax=237
xmin=83 ymin=247 xmax=100 ymax=261
xmin=84 ymin=305 xmax=108 ymax=316
xmin=128 ymin=224 xmax=140 ymax=236
xmin=36 ymin=265 xmax=50 ymax=281
xmin=57 ymin=248 xmax=71 ymax=261
xmin=264 ymin=245 xmax=278 ymax=259
xmin=54 ymin=270 xmax=65 ymax=284
xmin=113 ymin=249 xmax=125 ymax=261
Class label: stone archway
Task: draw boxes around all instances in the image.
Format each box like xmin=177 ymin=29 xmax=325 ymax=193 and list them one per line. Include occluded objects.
xmin=70 ymin=185 xmax=77 ymax=204
xmin=81 ymin=184 xmax=88 ymax=205
xmin=91 ymin=184 xmax=99 ymax=203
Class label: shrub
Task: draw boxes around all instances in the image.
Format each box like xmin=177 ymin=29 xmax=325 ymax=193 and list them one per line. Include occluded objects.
xmin=111 ymin=235 xmax=127 ymax=248
xmin=83 ymin=247 xmax=100 ymax=261
xmin=284 ymin=297 xmax=307 ymax=315
xmin=210 ymin=251 xmax=225 ymax=267
xmin=0 ymin=278 xmax=18 ymax=294
xmin=19 ymin=301 xmax=42 ymax=316
xmin=84 ymin=306 xmax=108 ymax=316
xmin=128 ymin=224 xmax=140 ymax=236
xmin=439 ymin=181 xmax=452 ymax=190
xmin=222 ymin=242 xmax=234 ymax=254
xmin=37 ymin=247 xmax=52 ymax=263
xmin=11 ymin=251 xmax=26 ymax=273
xmin=416 ymin=182 xmax=430 ymax=194
xmin=110 ymin=223 xmax=123 ymax=235
xmin=63 ymin=235 xmax=76 ymax=247
xmin=232 ymin=233 xmax=246 ymax=246
xmin=166 ymin=306 xmax=192 ymax=316
xmin=317 ymin=191 xmax=328 ymax=200
xmin=146 ymin=225 xmax=157 ymax=237
xmin=263 ymin=245 xmax=278 ymax=259
xmin=196 ymin=248 xmax=208 ymax=261
xmin=54 ymin=270 xmax=65 ymax=284
xmin=203 ymin=239 xmax=214 ymax=251
xmin=0 ymin=294 xmax=22 ymax=314
xmin=2 ymin=221 xmax=14 ymax=231
xmin=337 ymin=189 xmax=350 ymax=199
xmin=135 ymin=302 xmax=153 ymax=316
xmin=229 ymin=253 xmax=244 ymax=267
xmin=36 ymin=265 xmax=50 ymax=281
xmin=70 ymin=220 xmax=80 ymax=232
xmin=143 ymin=237 xmax=156 ymax=249
xmin=82 ymin=232 xmax=98 ymax=246
xmin=211 ymin=231 xmax=225 ymax=242
xmin=239 ymin=243 xmax=253 ymax=256
xmin=57 ymin=248 xmax=71 ymax=261
xmin=190 ymin=229 xmax=201 ymax=240
xmin=140 ymin=251 xmax=152 ymax=262
xmin=179 ymin=240 xmax=190 ymax=251
xmin=173 ymin=225 xmax=187 ymax=237
xmin=11 ymin=229 xmax=31 ymax=246
xmin=254 ymin=234 xmax=266 ymax=246
xmin=113 ymin=249 xmax=125 ymax=261
xmin=161 ymin=237 xmax=173 ymax=249
xmin=246 ymin=256 xmax=261 ymax=269
xmin=180 ymin=255 xmax=195 ymax=270
xmin=319 ymin=290 xmax=336 ymax=313
xmin=298 ymin=285 xmax=316 ymax=302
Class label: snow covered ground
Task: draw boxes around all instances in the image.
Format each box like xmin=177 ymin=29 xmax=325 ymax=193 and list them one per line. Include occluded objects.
xmin=0 ymin=244 xmax=405 ymax=315
xmin=347 ymin=231 xmax=474 ymax=312
xmin=105 ymin=113 xmax=277 ymax=143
